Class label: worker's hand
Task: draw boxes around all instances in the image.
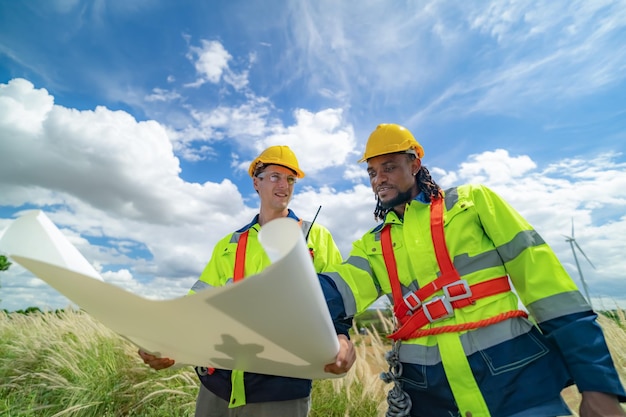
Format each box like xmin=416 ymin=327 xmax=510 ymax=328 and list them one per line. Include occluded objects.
xmin=324 ymin=334 xmax=356 ymax=375
xmin=138 ymin=349 xmax=175 ymax=370
xmin=579 ymin=391 xmax=625 ymax=417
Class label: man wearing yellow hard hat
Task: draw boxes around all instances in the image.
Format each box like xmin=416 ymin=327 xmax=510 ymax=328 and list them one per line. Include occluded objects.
xmin=139 ymin=145 xmax=355 ymax=417
xmin=318 ymin=124 xmax=625 ymax=416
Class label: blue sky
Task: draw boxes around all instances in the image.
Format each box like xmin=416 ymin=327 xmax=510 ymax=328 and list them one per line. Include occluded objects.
xmin=0 ymin=0 xmax=625 ymax=312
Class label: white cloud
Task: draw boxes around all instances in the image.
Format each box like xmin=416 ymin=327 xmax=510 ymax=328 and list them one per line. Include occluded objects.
xmin=145 ymin=87 xmax=181 ymax=103
xmin=185 ymin=39 xmax=249 ymax=91
xmin=252 ymin=108 xmax=357 ymax=176
xmin=186 ymin=40 xmax=232 ymax=86
xmin=0 ymin=78 xmax=260 ymax=310
xmin=455 ymin=149 xmax=537 ymax=185
xmin=0 ymin=78 xmax=53 ymax=134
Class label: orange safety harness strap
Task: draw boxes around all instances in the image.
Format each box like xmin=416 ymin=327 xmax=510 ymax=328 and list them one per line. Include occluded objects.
xmin=233 ymin=230 xmax=249 ymax=282
xmin=382 ymin=196 xmax=526 ymax=341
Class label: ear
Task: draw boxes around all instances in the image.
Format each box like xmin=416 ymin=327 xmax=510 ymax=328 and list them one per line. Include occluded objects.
xmin=412 ymin=157 xmax=422 ymax=175
xmin=252 ymin=176 xmax=260 ymax=192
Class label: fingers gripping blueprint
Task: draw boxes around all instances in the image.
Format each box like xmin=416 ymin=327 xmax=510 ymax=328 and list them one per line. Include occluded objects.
xmin=0 ymin=211 xmax=340 ymax=379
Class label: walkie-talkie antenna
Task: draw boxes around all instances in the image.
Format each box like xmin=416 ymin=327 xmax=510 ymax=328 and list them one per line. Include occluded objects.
xmin=305 ymin=205 xmax=322 ymax=241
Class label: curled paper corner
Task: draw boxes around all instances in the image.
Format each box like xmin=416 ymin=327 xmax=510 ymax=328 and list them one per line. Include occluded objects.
xmin=0 ymin=210 xmax=102 ymax=281
xmin=258 ymin=217 xmax=303 ymax=263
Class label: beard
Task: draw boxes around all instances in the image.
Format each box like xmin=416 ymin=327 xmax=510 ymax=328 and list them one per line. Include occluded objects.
xmin=379 ymin=187 xmax=415 ymax=210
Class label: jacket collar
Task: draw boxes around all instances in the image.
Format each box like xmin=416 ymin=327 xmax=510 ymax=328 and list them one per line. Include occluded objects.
xmin=371 ymin=191 xmax=430 ymax=233
xmin=235 ymin=209 xmax=300 ymax=233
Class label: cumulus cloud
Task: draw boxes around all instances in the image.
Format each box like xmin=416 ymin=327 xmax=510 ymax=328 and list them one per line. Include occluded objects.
xmin=250 ymin=108 xmax=357 ymax=176
xmin=185 ymin=39 xmax=249 ymax=91
xmin=0 ymin=78 xmax=257 ymax=310
xmin=186 ymin=40 xmax=232 ymax=86
xmin=456 ymin=149 xmax=537 ymax=184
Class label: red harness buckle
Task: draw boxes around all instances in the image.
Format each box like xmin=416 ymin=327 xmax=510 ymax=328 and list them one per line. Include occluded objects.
xmin=403 ymin=292 xmax=422 ymax=313
xmin=443 ymin=279 xmax=472 ymax=302
xmin=423 ymin=296 xmax=454 ymax=323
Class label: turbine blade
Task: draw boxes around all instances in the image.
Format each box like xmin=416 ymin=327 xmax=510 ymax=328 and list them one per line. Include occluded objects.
xmin=573 ymin=240 xmax=596 ymax=269
xmin=571 ymin=218 xmax=575 ymax=239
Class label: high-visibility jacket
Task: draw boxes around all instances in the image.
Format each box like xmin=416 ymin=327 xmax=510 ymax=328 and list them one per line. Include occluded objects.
xmin=323 ymin=184 xmax=625 ymax=417
xmin=189 ymin=209 xmax=343 ymax=407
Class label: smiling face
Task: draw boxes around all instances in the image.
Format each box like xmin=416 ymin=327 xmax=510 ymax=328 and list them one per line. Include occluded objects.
xmin=367 ymin=153 xmax=421 ymax=214
xmin=253 ymin=164 xmax=297 ymax=214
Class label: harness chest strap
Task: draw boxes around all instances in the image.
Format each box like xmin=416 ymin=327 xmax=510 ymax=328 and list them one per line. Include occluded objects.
xmin=382 ymin=196 xmax=518 ymax=341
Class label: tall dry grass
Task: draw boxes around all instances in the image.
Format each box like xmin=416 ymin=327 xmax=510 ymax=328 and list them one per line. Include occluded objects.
xmin=0 ymin=309 xmax=199 ymax=416
xmin=1 ymin=308 xmax=625 ymax=416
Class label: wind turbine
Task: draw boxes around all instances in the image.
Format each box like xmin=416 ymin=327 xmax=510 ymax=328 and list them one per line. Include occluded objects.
xmin=562 ymin=218 xmax=595 ymax=309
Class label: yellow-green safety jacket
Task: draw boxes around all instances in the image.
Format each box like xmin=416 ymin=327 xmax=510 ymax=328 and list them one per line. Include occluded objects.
xmin=189 ymin=209 xmax=343 ymax=408
xmin=322 ymin=184 xmax=625 ymax=417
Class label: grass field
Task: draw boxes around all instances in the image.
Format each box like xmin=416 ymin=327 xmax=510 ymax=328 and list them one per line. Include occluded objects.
xmin=1 ymin=308 xmax=625 ymax=416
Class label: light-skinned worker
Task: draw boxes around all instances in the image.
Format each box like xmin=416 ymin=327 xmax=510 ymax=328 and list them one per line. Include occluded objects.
xmin=140 ymin=145 xmax=355 ymax=417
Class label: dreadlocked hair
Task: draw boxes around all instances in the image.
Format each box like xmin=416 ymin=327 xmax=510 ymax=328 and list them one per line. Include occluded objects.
xmin=373 ymin=164 xmax=442 ymax=222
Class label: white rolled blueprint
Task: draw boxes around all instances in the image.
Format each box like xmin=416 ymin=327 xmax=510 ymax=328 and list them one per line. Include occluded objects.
xmin=0 ymin=211 xmax=340 ymax=379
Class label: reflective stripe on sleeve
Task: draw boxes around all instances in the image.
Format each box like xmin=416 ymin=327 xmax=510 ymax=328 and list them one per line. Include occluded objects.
xmin=344 ymin=255 xmax=373 ymax=276
xmin=496 ymin=230 xmax=546 ymax=262
xmin=452 ymin=250 xmax=503 ymax=276
xmin=527 ymin=291 xmax=590 ymax=323
xmin=324 ymin=271 xmax=358 ymax=318
xmin=190 ymin=280 xmax=213 ymax=293
xmin=449 ymin=230 xmax=544 ymax=276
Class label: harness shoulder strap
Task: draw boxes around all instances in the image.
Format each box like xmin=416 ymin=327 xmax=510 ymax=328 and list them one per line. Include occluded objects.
xmin=233 ymin=230 xmax=249 ymax=282
xmin=381 ymin=224 xmax=404 ymax=320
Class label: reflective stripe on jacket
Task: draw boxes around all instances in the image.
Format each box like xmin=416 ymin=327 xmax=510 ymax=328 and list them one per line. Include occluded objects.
xmin=189 ymin=209 xmax=343 ymax=406
xmin=323 ymin=184 xmax=625 ymax=416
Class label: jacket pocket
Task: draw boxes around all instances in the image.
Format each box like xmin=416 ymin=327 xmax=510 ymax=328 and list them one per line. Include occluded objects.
xmin=477 ymin=328 xmax=549 ymax=375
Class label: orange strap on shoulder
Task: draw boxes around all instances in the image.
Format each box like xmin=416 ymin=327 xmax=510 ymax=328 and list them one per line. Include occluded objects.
xmin=233 ymin=230 xmax=249 ymax=282
xmin=381 ymin=224 xmax=403 ymax=317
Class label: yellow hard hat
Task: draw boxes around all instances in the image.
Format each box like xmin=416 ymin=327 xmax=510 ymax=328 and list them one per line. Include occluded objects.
xmin=358 ymin=123 xmax=425 ymax=162
xmin=248 ymin=145 xmax=305 ymax=178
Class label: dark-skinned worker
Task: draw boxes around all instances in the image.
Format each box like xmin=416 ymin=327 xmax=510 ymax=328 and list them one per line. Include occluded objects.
xmin=318 ymin=124 xmax=625 ymax=417
xmin=139 ymin=145 xmax=355 ymax=417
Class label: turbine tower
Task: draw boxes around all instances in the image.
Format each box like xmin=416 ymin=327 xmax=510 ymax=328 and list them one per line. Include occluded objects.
xmin=563 ymin=219 xmax=595 ymax=309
